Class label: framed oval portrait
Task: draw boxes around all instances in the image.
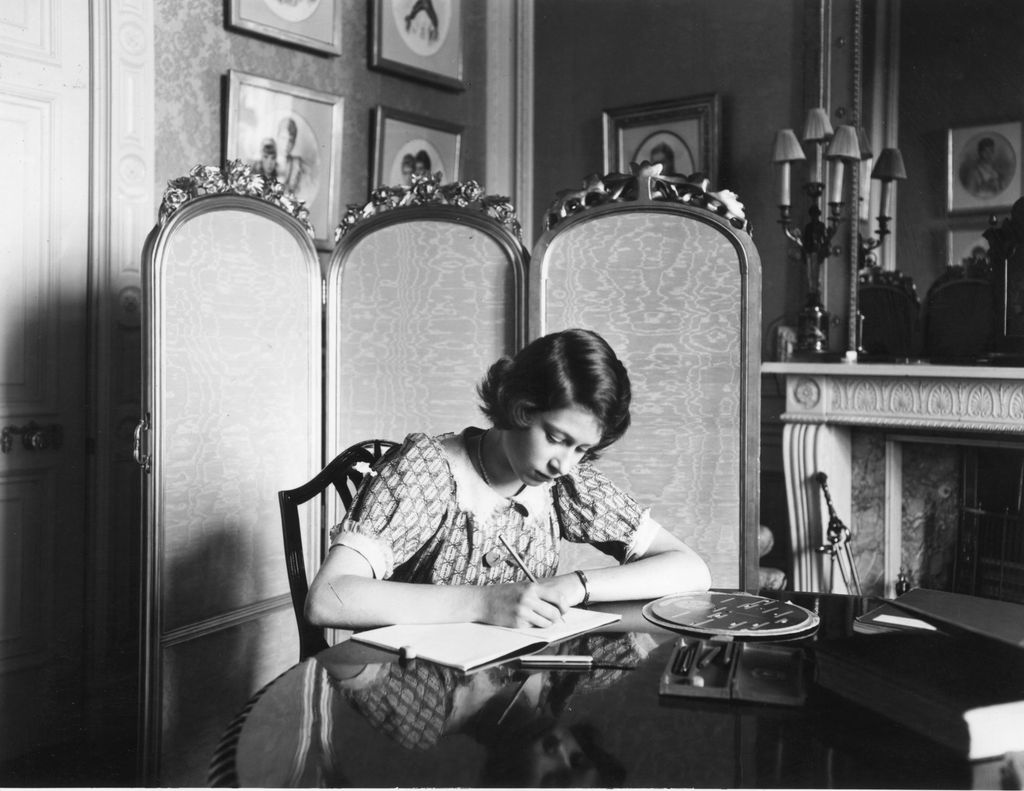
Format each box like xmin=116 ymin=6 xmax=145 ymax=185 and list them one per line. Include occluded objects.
xmin=631 ymin=130 xmax=697 ymax=178
xmin=225 ymin=70 xmax=344 ymax=251
xmin=370 ymin=0 xmax=464 ymax=90
xmin=948 ymin=121 xmax=1022 ymax=214
xmin=603 ymin=94 xmax=720 ymax=184
xmin=372 ymin=106 xmax=463 ymax=189
xmin=227 ymin=0 xmax=342 ymax=56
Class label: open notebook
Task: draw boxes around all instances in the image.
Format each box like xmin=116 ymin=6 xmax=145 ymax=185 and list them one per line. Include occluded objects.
xmin=350 ymin=607 xmax=621 ymax=671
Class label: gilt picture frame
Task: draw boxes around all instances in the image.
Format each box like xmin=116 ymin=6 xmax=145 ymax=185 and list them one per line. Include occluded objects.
xmin=226 ymin=0 xmax=342 ymax=56
xmin=372 ymin=106 xmax=462 ymax=189
xmin=603 ymin=94 xmax=721 ymax=185
xmin=948 ymin=121 xmax=1022 ymax=214
xmin=370 ymin=0 xmax=464 ymax=90
xmin=225 ymin=70 xmax=344 ymax=250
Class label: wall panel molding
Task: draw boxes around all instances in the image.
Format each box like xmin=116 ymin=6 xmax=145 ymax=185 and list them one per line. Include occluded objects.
xmin=0 ymin=471 xmax=53 ymax=671
xmin=0 ymin=1 xmax=55 ymax=63
xmin=484 ymin=0 xmax=533 ymax=248
xmin=1 ymin=92 xmax=52 ymax=410
xmin=87 ymin=0 xmax=155 ymax=748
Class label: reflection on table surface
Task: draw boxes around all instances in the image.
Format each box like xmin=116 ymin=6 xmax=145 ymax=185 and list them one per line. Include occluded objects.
xmin=227 ymin=593 xmax=981 ymax=789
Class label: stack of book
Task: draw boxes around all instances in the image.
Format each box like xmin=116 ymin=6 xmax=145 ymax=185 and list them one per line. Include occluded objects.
xmin=852 ymin=588 xmax=1024 ymax=647
xmin=852 ymin=603 xmax=938 ymax=635
xmin=815 ymin=589 xmax=1024 ymax=760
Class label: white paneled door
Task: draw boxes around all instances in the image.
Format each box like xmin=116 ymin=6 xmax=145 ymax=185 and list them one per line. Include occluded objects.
xmin=0 ymin=0 xmax=91 ymax=761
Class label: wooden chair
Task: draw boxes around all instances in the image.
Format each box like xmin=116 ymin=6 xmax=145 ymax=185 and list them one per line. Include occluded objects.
xmin=857 ymin=266 xmax=921 ymax=359
xmin=278 ymin=438 xmax=398 ymax=660
xmin=922 ymin=272 xmax=993 ymax=362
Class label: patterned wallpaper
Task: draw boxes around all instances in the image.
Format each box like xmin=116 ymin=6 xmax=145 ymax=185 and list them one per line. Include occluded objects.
xmin=153 ymin=0 xmax=488 ymax=244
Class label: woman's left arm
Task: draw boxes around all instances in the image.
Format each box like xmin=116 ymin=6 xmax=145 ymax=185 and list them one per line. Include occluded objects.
xmin=590 ymin=523 xmax=711 ymax=600
xmin=550 ymin=468 xmax=711 ymax=605
xmin=536 ymin=520 xmax=711 ymax=607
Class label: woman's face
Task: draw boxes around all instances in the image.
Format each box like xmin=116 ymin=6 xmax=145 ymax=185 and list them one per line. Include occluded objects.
xmin=524 ymin=724 xmax=598 ymax=786
xmin=501 ymin=405 xmax=602 ymax=486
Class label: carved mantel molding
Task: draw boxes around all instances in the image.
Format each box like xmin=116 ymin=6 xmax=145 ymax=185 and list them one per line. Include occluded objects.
xmin=765 ymin=362 xmax=1024 ymax=434
xmin=762 ymin=362 xmax=1024 ymax=595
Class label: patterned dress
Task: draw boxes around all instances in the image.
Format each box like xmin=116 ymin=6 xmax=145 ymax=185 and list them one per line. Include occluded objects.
xmin=329 ymin=427 xmax=659 ymax=583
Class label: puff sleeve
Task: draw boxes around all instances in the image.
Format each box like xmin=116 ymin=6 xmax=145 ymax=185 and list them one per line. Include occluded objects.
xmin=329 ymin=433 xmax=455 ymax=579
xmin=550 ymin=464 xmax=653 ymax=563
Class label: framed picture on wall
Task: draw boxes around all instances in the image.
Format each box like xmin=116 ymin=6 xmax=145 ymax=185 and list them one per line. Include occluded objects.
xmin=947 ymin=222 xmax=993 ymax=269
xmin=370 ymin=0 xmax=464 ymax=90
xmin=225 ymin=70 xmax=344 ymax=251
xmin=603 ymin=94 xmax=721 ymax=185
xmin=372 ymin=106 xmax=462 ymax=188
xmin=226 ymin=0 xmax=342 ymax=56
xmin=948 ymin=121 xmax=1022 ymax=214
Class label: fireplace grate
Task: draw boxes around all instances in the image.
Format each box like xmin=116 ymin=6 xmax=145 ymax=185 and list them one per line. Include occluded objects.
xmin=953 ymin=448 xmax=1024 ymax=605
xmin=955 ymin=507 xmax=1024 ymax=604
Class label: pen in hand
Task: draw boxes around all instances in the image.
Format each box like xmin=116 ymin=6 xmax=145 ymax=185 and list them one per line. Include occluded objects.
xmin=499 ymin=534 xmax=569 ymax=627
xmin=499 ymin=534 xmax=538 ymax=583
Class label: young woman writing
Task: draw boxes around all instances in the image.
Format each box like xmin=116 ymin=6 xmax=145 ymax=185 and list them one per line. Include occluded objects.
xmin=305 ymin=328 xmax=712 ymax=630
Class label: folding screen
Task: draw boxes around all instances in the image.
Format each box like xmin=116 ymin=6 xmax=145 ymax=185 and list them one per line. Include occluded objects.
xmin=530 ymin=167 xmax=762 ymax=590
xmin=139 ymin=162 xmax=757 ymax=782
xmin=138 ymin=167 xmax=527 ymax=785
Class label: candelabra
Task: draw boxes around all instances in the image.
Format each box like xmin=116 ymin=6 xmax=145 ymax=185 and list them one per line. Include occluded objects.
xmin=775 ymin=114 xmax=909 ymax=357
xmin=773 ymin=109 xmax=864 ymax=355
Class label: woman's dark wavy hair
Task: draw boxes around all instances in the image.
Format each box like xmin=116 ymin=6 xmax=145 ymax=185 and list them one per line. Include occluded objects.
xmin=477 ymin=328 xmax=631 ymax=461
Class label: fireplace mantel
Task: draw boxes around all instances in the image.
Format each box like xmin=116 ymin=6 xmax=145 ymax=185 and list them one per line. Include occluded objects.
xmin=762 ymin=362 xmax=1024 ymax=595
xmin=763 ymin=361 xmax=1024 ymax=434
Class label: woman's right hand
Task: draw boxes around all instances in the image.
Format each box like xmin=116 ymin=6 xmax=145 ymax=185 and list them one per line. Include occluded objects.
xmin=478 ymin=578 xmax=576 ymax=628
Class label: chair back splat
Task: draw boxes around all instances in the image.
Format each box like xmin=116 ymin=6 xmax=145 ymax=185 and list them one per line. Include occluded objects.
xmin=278 ymin=438 xmax=398 ymax=660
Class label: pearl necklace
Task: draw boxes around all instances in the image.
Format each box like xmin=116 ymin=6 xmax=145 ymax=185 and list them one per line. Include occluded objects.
xmin=476 ymin=429 xmax=493 ymax=486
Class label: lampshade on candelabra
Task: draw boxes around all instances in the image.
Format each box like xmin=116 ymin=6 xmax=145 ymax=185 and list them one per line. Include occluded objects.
xmin=772 ymin=129 xmax=805 ymax=208
xmin=859 ymin=147 xmax=908 ymax=267
xmin=872 ymin=147 xmax=907 ymax=227
xmin=825 ymin=125 xmax=862 ymax=210
xmin=803 ymin=107 xmax=834 ymax=187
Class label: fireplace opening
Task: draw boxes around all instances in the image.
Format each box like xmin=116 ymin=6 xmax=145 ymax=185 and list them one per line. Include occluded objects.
xmin=954 ymin=446 xmax=1024 ymax=604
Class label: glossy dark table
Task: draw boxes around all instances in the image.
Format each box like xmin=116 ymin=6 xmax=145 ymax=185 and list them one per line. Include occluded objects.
xmin=209 ymin=592 xmax=999 ymax=788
